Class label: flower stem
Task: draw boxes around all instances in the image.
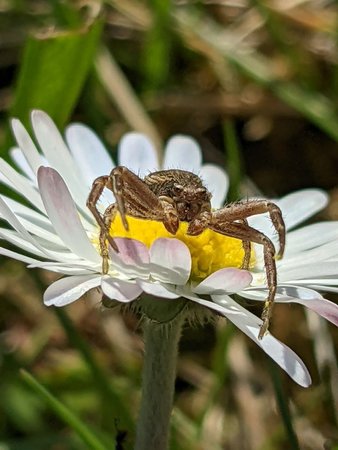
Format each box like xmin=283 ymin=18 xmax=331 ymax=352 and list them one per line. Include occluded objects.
xmin=134 ymin=315 xmax=184 ymax=450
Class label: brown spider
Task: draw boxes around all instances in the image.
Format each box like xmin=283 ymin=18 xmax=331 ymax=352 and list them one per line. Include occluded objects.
xmin=87 ymin=167 xmax=285 ymax=339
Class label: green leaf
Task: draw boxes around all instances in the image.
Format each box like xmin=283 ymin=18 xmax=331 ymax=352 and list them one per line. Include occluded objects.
xmin=9 ymin=20 xmax=102 ymax=131
xmin=20 ymin=370 xmax=112 ymax=450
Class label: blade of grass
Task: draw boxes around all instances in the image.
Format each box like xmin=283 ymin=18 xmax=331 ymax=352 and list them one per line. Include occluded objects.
xmin=95 ymin=46 xmax=163 ymax=159
xmin=266 ymin=360 xmax=301 ymax=450
xmin=175 ymin=9 xmax=338 ymax=142
xmin=20 ymin=369 xmax=112 ymax=450
xmin=223 ymin=120 xmax=243 ymax=201
xmin=4 ymin=18 xmax=102 ymax=151
xmin=194 ymin=323 xmax=233 ymax=440
xmin=54 ymin=308 xmax=133 ymax=431
xmin=142 ymin=0 xmax=172 ymax=90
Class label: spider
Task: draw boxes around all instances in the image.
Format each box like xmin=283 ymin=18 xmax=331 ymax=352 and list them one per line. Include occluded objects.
xmin=87 ymin=167 xmax=285 ymax=339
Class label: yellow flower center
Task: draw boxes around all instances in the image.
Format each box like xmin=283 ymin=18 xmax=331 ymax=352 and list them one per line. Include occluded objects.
xmin=110 ymin=214 xmax=255 ymax=281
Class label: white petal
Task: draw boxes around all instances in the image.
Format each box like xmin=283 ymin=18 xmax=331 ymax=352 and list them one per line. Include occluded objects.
xmin=2 ymin=196 xmax=54 ymax=232
xmin=31 ymin=110 xmax=88 ymax=209
xmin=0 ymin=228 xmax=47 ymax=258
xmin=0 ymin=158 xmax=45 ymax=212
xmin=163 ymin=135 xmax=202 ymax=173
xmin=181 ymin=291 xmax=311 ymax=386
xmin=101 ymin=277 xmax=142 ymax=302
xmin=29 ymin=264 xmax=95 ymax=275
xmin=44 ymin=275 xmax=102 ymax=306
xmin=211 ymin=295 xmax=311 ymax=387
xmin=10 ymin=147 xmax=36 ymax=182
xmin=279 ymin=261 xmax=338 ymax=281
xmin=118 ymin=132 xmax=159 ymax=177
xmin=199 ymin=164 xmax=229 ymax=208
xmin=38 ymin=167 xmax=100 ymax=263
xmin=277 ymin=189 xmax=328 ymax=230
xmin=65 ymin=124 xmax=115 ymax=196
xmin=0 ymin=228 xmax=89 ymax=263
xmin=11 ymin=118 xmax=44 ymax=175
xmin=278 ymin=242 xmax=338 ymax=273
xmin=150 ymin=238 xmax=191 ymax=284
xmin=285 ymin=222 xmax=338 ymax=254
xmin=193 ymin=268 xmax=252 ymax=295
xmin=137 ymin=280 xmax=179 ymax=299
xmin=1 ymin=209 xmax=64 ymax=248
xmin=0 ymin=247 xmax=41 ymax=265
xmin=0 ymin=196 xmax=49 ymax=256
xmin=248 ymin=189 xmax=329 ymax=241
xmin=307 ymin=284 xmax=338 ymax=292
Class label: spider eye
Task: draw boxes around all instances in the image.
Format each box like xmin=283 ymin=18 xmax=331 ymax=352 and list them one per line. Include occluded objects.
xmin=173 ymin=184 xmax=184 ymax=195
xmin=174 ymin=184 xmax=184 ymax=191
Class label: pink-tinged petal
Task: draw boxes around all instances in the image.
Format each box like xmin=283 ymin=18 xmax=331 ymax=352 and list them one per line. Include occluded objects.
xmin=193 ymin=268 xmax=252 ymax=295
xmin=44 ymin=275 xmax=102 ymax=306
xmin=163 ymin=135 xmax=202 ymax=173
xmin=137 ymin=280 xmax=179 ymax=299
xmin=293 ymin=297 xmax=338 ymax=327
xmin=101 ymin=277 xmax=142 ymax=302
xmin=150 ymin=238 xmax=191 ymax=284
xmin=264 ymin=285 xmax=338 ymax=327
xmin=210 ymin=295 xmax=311 ymax=387
xmin=65 ymin=124 xmax=115 ymax=193
xmin=109 ymin=238 xmax=150 ymax=277
xmin=38 ymin=167 xmax=101 ymax=263
xmin=199 ymin=164 xmax=229 ymax=209
xmin=118 ymin=132 xmax=159 ymax=177
xmin=113 ymin=238 xmax=149 ymax=265
xmin=11 ymin=118 xmax=43 ymax=175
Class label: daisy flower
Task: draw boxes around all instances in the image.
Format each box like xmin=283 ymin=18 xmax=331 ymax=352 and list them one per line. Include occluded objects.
xmin=1 ymin=110 xmax=338 ymax=387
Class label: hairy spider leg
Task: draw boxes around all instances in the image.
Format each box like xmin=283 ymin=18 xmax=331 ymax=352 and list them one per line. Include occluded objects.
xmin=238 ymin=219 xmax=251 ymax=270
xmin=87 ymin=167 xmax=182 ymax=274
xmin=110 ymin=166 xmax=180 ymax=234
xmin=210 ymin=221 xmax=277 ymax=339
xmin=212 ymin=200 xmax=286 ymax=258
xmin=186 ymin=211 xmax=252 ymax=270
xmin=86 ymin=176 xmax=119 ymax=273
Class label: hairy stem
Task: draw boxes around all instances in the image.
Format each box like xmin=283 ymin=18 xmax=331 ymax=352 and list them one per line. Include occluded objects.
xmin=134 ymin=315 xmax=184 ymax=450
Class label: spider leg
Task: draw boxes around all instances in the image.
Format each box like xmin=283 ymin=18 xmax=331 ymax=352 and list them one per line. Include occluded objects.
xmin=111 ymin=166 xmax=179 ymax=234
xmin=210 ymin=221 xmax=277 ymax=339
xmin=213 ymin=200 xmax=285 ymax=259
xmin=238 ymin=219 xmax=251 ymax=270
xmin=87 ymin=176 xmax=119 ymax=274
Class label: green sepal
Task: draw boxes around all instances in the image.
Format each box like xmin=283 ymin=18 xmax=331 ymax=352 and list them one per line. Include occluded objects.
xmin=139 ymin=294 xmax=187 ymax=323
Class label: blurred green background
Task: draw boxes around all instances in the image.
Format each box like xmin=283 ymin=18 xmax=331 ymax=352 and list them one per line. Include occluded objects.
xmin=0 ymin=1 xmax=337 ymax=449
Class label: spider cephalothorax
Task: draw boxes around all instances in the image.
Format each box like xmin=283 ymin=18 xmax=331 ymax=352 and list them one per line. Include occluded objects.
xmin=87 ymin=166 xmax=285 ymax=339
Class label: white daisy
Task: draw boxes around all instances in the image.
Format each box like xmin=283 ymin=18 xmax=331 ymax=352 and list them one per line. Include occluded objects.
xmin=1 ymin=110 xmax=337 ymax=388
